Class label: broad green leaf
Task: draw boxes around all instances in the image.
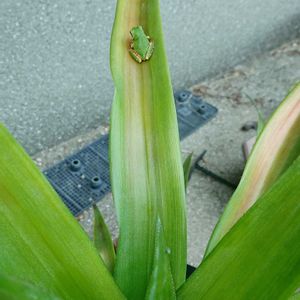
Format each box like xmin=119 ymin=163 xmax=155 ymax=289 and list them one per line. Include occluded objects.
xmin=178 ymin=155 xmax=300 ymax=300
xmin=145 ymin=218 xmax=176 ymax=300
xmin=110 ymin=0 xmax=186 ymax=298
xmin=93 ymin=204 xmax=115 ymax=273
xmin=205 ymin=82 xmax=300 ymax=256
xmin=0 ymin=273 xmax=60 ymax=300
xmin=0 ymin=124 xmax=124 ymax=300
xmin=183 ymin=153 xmax=193 ymax=190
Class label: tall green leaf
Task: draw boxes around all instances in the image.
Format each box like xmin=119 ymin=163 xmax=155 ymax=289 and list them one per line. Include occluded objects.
xmin=205 ymin=82 xmax=300 ymax=255
xmin=110 ymin=0 xmax=186 ymax=298
xmin=178 ymin=155 xmax=300 ymax=299
xmin=0 ymin=124 xmax=124 ymax=300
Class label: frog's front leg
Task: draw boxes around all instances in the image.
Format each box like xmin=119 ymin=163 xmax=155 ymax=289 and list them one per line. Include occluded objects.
xmin=129 ymin=48 xmax=143 ymax=63
xmin=145 ymin=40 xmax=154 ymax=61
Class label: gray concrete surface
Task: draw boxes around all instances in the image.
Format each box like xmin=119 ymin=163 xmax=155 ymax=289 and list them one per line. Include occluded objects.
xmin=33 ymin=39 xmax=300 ymax=266
xmin=1 ymin=0 xmax=300 ymax=155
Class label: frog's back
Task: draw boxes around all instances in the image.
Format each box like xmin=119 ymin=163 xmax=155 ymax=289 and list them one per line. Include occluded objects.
xmin=131 ymin=26 xmax=150 ymax=59
xmin=135 ymin=37 xmax=149 ymax=59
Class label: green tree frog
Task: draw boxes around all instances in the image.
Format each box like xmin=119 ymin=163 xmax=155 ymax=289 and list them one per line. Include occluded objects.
xmin=128 ymin=26 xmax=154 ymax=63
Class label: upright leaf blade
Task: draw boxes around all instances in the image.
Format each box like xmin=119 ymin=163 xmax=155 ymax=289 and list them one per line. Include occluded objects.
xmin=110 ymin=0 xmax=186 ymax=298
xmin=0 ymin=125 xmax=124 ymax=300
xmin=178 ymin=156 xmax=300 ymax=299
xmin=205 ymin=83 xmax=300 ymax=255
xmin=145 ymin=218 xmax=176 ymax=300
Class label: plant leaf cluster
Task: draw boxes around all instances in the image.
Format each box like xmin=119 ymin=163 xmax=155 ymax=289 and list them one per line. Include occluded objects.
xmin=0 ymin=0 xmax=299 ymax=298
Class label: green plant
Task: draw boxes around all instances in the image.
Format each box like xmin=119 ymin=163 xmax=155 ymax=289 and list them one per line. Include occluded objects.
xmin=0 ymin=0 xmax=299 ymax=299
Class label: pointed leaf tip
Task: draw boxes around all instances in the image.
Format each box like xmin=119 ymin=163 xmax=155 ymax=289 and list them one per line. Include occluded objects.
xmin=93 ymin=205 xmax=116 ymax=273
xmin=183 ymin=153 xmax=193 ymax=190
xmin=145 ymin=218 xmax=176 ymax=300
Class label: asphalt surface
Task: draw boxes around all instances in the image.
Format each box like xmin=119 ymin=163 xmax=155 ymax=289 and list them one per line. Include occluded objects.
xmin=1 ymin=0 xmax=300 ymax=154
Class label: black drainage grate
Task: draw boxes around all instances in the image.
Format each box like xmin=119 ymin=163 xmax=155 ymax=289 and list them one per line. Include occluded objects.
xmin=44 ymin=91 xmax=218 ymax=216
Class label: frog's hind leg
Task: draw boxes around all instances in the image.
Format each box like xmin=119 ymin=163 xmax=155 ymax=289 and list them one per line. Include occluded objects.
xmin=129 ymin=49 xmax=143 ymax=63
xmin=145 ymin=40 xmax=154 ymax=61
